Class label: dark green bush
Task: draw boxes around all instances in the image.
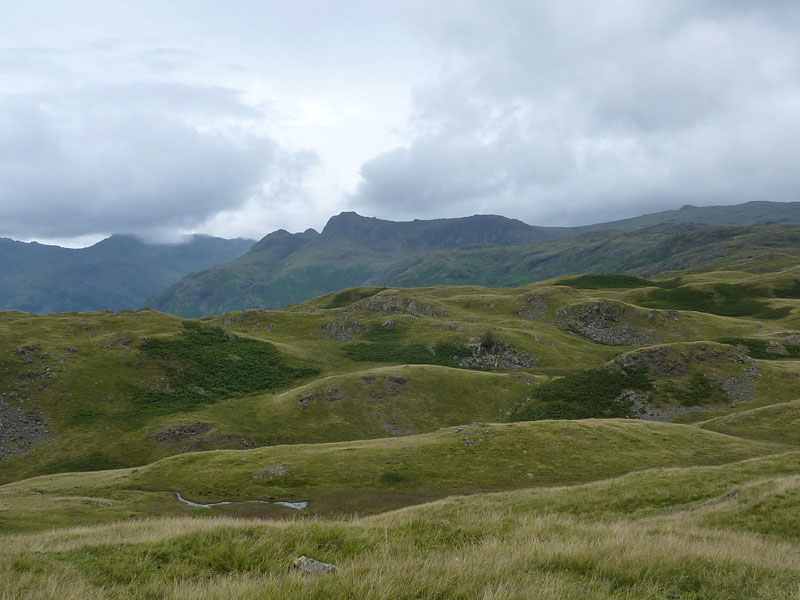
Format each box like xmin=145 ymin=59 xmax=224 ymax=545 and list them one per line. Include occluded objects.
xmin=126 ymin=322 xmax=318 ymax=420
xmin=774 ymin=279 xmax=800 ymax=299
xmin=510 ymin=368 xmax=651 ymax=422
xmin=43 ymin=451 xmax=122 ymax=474
xmin=343 ymin=339 xmax=472 ymax=367
xmin=640 ymin=283 xmax=790 ymax=319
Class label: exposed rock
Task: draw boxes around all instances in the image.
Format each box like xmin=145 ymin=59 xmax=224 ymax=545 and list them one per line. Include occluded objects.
xmin=0 ymin=399 xmax=52 ymax=460
xmin=776 ymin=331 xmax=800 ymax=345
xmin=153 ymin=422 xmax=216 ymax=444
xmin=322 ymin=319 xmax=367 ymax=342
xmin=723 ymin=363 xmax=761 ymax=405
xmin=299 ymin=393 xmax=313 ymax=410
xmin=292 ymin=556 xmax=337 ymax=575
xmin=556 ymin=301 xmax=653 ymax=345
xmin=610 ymin=343 xmax=761 ymax=412
xmin=766 ymin=339 xmax=790 ymax=356
xmin=625 ymin=390 xmax=718 ymax=421
xmin=612 ymin=342 xmax=751 ymax=376
xmin=349 ymin=294 xmax=445 ymax=317
xmin=381 ymin=319 xmax=396 ymax=328
xmin=458 ymin=338 xmax=535 ymax=369
xmin=252 ymin=464 xmax=289 ymax=481
xmin=516 ymin=293 xmax=548 ymax=319
xmin=387 ymin=376 xmax=407 ymax=396
xmin=325 ymin=387 xmax=343 ymax=402
xmin=609 ymin=343 xmax=734 ymax=378
xmin=14 ymin=343 xmax=42 ymax=355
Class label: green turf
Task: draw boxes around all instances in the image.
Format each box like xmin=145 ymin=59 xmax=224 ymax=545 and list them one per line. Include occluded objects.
xmin=561 ymin=274 xmax=657 ymax=289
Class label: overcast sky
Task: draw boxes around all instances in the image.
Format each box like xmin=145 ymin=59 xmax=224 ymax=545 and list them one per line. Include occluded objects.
xmin=1 ymin=1 xmax=799 ymax=246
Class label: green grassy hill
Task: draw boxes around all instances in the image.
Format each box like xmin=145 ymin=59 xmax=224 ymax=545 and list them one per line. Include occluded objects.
xmin=3 ymin=255 xmax=800 ymax=484
xmin=2 ymin=253 xmax=800 ymax=598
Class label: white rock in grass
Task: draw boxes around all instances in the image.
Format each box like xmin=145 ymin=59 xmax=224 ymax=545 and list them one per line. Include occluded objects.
xmin=292 ymin=556 xmax=337 ymax=574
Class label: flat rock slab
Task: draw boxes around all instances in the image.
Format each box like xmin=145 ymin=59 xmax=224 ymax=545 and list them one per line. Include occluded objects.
xmin=293 ymin=555 xmax=337 ymax=574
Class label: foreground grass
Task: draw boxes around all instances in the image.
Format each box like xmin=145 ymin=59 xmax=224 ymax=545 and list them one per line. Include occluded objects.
xmin=0 ymin=419 xmax=782 ymax=533
xmin=3 ymin=451 xmax=800 ymax=599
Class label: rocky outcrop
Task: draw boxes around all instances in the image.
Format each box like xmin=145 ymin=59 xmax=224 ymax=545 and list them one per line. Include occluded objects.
xmin=609 ymin=343 xmax=744 ymax=378
xmin=0 ymin=398 xmax=52 ymax=460
xmin=623 ymin=390 xmax=716 ymax=422
xmin=609 ymin=343 xmax=762 ymax=412
xmin=153 ymin=422 xmax=216 ymax=445
xmin=556 ymin=301 xmax=654 ymax=345
xmin=322 ymin=319 xmax=368 ymax=342
xmin=516 ymin=293 xmax=548 ymax=319
xmin=458 ymin=338 xmax=535 ymax=369
xmin=722 ymin=363 xmax=761 ymax=405
xmin=348 ymin=294 xmax=445 ymax=317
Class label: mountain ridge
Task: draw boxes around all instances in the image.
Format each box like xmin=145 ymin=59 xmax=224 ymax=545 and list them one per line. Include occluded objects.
xmin=150 ymin=201 xmax=800 ymax=317
xmin=0 ymin=234 xmax=254 ymax=313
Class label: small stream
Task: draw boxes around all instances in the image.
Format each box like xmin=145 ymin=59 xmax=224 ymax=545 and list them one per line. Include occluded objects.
xmin=174 ymin=492 xmax=307 ymax=511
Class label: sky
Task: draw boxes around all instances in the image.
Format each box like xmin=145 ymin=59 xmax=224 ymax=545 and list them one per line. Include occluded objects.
xmin=1 ymin=1 xmax=799 ymax=247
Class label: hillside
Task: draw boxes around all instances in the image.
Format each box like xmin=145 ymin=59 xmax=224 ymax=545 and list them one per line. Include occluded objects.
xmin=147 ymin=212 xmax=565 ymax=317
xmin=0 ymin=234 xmax=253 ymax=313
xmin=150 ymin=204 xmax=800 ymax=317
xmin=578 ymin=200 xmax=800 ymax=231
xmin=2 ymin=254 xmax=799 ymax=485
xmin=386 ymin=223 xmax=800 ymax=287
xmin=2 ymin=253 xmax=800 ymax=597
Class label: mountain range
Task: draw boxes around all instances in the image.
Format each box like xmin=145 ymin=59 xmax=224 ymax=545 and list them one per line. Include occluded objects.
xmin=149 ymin=201 xmax=800 ymax=316
xmin=3 ymin=200 xmax=800 ymax=316
xmin=0 ymin=234 xmax=253 ymax=313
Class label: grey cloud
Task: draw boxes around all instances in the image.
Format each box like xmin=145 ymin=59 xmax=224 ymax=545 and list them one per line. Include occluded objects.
xmin=137 ymin=48 xmax=194 ymax=72
xmin=0 ymin=84 xmax=317 ymax=239
xmin=352 ymin=1 xmax=800 ymax=225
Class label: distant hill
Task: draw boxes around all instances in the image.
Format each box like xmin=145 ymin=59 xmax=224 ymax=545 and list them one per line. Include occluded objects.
xmin=0 ymin=234 xmax=253 ymax=313
xmin=384 ymin=223 xmax=800 ymax=288
xmin=577 ymin=200 xmax=800 ymax=231
xmin=147 ymin=212 xmax=563 ymax=317
xmin=150 ymin=202 xmax=800 ymax=317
